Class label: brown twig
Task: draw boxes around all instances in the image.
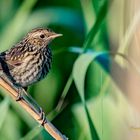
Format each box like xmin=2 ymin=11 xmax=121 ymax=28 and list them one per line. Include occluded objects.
xmin=0 ymin=74 xmax=68 ymax=140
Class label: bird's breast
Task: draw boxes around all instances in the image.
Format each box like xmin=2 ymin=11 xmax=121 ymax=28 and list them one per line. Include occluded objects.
xmin=11 ymin=48 xmax=52 ymax=87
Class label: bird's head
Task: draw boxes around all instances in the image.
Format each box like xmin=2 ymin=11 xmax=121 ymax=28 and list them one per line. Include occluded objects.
xmin=25 ymin=28 xmax=62 ymax=49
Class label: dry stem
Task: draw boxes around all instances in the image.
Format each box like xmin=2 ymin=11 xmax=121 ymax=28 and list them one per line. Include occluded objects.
xmin=0 ymin=75 xmax=68 ymax=140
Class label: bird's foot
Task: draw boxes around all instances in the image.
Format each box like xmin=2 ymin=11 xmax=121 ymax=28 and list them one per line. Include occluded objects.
xmin=15 ymin=87 xmax=24 ymax=101
xmin=38 ymin=108 xmax=47 ymax=126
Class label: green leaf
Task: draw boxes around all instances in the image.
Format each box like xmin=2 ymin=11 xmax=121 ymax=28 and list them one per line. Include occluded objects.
xmin=0 ymin=0 xmax=37 ymax=51
xmin=72 ymin=94 xmax=128 ymax=140
xmin=73 ymin=52 xmax=106 ymax=140
xmin=25 ymin=7 xmax=83 ymax=33
xmin=20 ymin=126 xmax=43 ymax=140
xmin=80 ymin=0 xmax=95 ymax=32
xmin=83 ymin=0 xmax=108 ymax=49
xmin=0 ymin=97 xmax=10 ymax=131
xmin=73 ymin=52 xmax=103 ymax=103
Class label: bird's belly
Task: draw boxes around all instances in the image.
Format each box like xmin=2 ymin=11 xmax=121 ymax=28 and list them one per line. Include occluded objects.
xmin=11 ymin=63 xmax=49 ymax=87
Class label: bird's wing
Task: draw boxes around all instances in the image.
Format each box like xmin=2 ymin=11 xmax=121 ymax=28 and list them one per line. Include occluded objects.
xmin=0 ymin=55 xmax=17 ymax=71
xmin=0 ymin=45 xmax=25 ymax=71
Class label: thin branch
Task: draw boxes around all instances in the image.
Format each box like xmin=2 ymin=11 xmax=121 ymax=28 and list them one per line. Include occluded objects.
xmin=0 ymin=74 xmax=68 ymax=140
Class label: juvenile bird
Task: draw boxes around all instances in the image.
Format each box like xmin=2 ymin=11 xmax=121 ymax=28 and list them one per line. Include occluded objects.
xmin=0 ymin=28 xmax=62 ymax=99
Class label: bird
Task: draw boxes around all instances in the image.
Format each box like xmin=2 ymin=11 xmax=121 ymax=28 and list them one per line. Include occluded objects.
xmin=0 ymin=28 xmax=62 ymax=100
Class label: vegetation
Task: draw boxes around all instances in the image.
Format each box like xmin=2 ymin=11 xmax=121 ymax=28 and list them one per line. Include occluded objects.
xmin=0 ymin=0 xmax=139 ymax=140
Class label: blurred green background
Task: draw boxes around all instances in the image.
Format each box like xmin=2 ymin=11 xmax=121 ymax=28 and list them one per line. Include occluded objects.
xmin=0 ymin=0 xmax=137 ymax=140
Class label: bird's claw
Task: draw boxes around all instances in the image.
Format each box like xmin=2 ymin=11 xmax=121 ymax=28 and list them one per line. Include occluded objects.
xmin=15 ymin=88 xmax=24 ymax=101
xmin=16 ymin=92 xmax=23 ymax=101
xmin=38 ymin=108 xmax=47 ymax=126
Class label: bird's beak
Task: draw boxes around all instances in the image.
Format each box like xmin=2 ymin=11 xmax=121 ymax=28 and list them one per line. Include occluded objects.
xmin=47 ymin=33 xmax=63 ymax=40
xmin=51 ymin=33 xmax=63 ymax=38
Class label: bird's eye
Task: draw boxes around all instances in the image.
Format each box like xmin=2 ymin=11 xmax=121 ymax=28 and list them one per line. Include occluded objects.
xmin=40 ymin=34 xmax=45 ymax=38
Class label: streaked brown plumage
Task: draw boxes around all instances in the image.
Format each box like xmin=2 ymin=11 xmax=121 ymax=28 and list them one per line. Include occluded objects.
xmin=0 ymin=28 xmax=62 ymax=90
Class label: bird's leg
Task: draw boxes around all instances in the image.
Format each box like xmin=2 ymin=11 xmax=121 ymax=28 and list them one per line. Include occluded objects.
xmin=16 ymin=87 xmax=23 ymax=102
xmin=0 ymin=72 xmax=47 ymax=125
xmin=16 ymin=86 xmax=29 ymax=101
xmin=0 ymin=69 xmax=47 ymax=125
xmin=23 ymin=87 xmax=28 ymax=91
xmin=16 ymin=88 xmax=47 ymax=126
xmin=15 ymin=89 xmax=47 ymax=125
xmin=38 ymin=107 xmax=47 ymax=126
xmin=15 ymin=86 xmax=29 ymax=101
xmin=0 ymin=73 xmax=25 ymax=101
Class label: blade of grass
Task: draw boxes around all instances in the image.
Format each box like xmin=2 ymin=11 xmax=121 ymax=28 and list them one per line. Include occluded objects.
xmin=0 ymin=97 xmax=10 ymax=131
xmin=118 ymin=10 xmax=140 ymax=54
xmin=20 ymin=126 xmax=43 ymax=140
xmin=50 ymin=2 xmax=110 ymax=138
xmin=0 ymin=0 xmax=37 ymax=51
xmin=25 ymin=7 xmax=84 ymax=33
xmin=73 ymin=52 xmax=106 ymax=140
xmin=55 ymin=0 xmax=109 ymax=111
xmin=83 ymin=0 xmax=108 ymax=50
xmin=73 ymin=53 xmax=102 ymax=102
xmin=99 ymin=1 xmax=140 ymax=103
xmin=80 ymin=0 xmax=95 ymax=32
